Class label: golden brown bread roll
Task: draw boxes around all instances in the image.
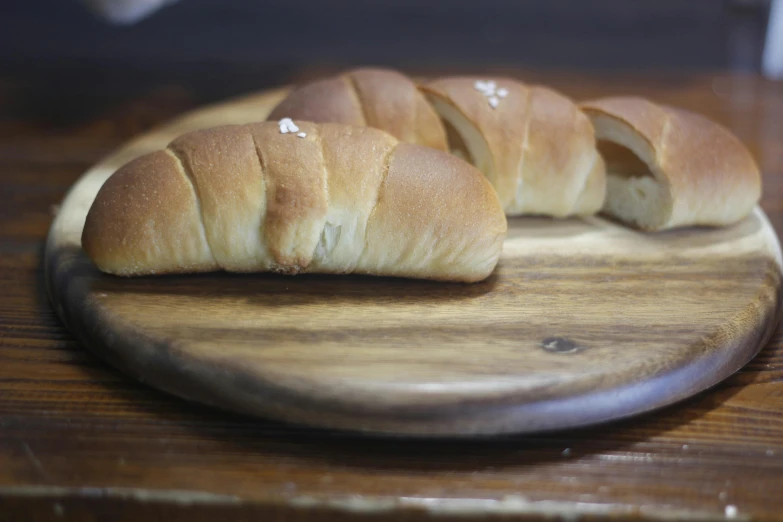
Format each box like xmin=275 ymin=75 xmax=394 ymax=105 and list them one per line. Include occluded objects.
xmin=269 ymin=68 xmax=606 ymax=218
xmin=421 ymin=77 xmax=606 ymax=218
xmin=267 ymin=68 xmax=448 ymax=152
xmin=82 ymin=121 xmax=507 ymax=283
xmin=580 ymin=96 xmax=761 ymax=231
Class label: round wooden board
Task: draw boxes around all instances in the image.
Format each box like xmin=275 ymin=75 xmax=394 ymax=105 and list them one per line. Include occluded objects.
xmin=45 ymin=87 xmax=783 ymax=436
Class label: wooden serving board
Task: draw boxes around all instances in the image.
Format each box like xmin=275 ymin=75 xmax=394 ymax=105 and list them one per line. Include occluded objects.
xmin=45 ymin=87 xmax=783 ymax=436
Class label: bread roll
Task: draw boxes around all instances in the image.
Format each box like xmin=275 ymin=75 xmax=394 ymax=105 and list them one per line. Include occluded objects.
xmin=82 ymin=121 xmax=507 ymax=283
xmin=270 ymin=68 xmax=606 ymax=219
xmin=421 ymin=77 xmax=606 ymax=218
xmin=580 ymin=96 xmax=761 ymax=231
xmin=268 ymin=68 xmax=448 ymax=152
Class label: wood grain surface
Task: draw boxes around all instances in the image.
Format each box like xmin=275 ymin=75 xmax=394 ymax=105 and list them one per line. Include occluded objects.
xmin=3 ymin=69 xmax=783 ymax=520
xmin=45 ymin=84 xmax=783 ymax=437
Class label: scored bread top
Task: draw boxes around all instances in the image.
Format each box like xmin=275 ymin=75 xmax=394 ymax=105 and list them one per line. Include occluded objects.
xmin=421 ymin=76 xmax=606 ymax=218
xmin=268 ymin=68 xmax=448 ymax=152
xmin=82 ymin=121 xmax=506 ymax=282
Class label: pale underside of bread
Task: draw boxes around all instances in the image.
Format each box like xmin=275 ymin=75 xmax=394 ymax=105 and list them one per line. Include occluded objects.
xmin=421 ymin=77 xmax=606 ymax=218
xmin=267 ymin=68 xmax=448 ymax=152
xmin=81 ymin=122 xmax=507 ymax=283
xmin=581 ymin=96 xmax=762 ymax=231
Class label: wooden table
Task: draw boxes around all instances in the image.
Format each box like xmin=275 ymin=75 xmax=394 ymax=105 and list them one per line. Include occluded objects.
xmin=1 ymin=67 xmax=783 ymax=521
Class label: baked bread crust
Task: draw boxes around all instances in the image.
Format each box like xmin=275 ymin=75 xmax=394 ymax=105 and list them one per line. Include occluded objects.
xmin=270 ymin=68 xmax=606 ymax=218
xmin=82 ymin=121 xmax=507 ymax=282
xmin=422 ymin=77 xmax=606 ymax=218
xmin=268 ymin=68 xmax=448 ymax=152
xmin=580 ymin=96 xmax=761 ymax=230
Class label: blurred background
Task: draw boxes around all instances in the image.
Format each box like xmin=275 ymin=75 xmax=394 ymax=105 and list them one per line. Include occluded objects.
xmin=2 ymin=0 xmax=777 ymax=71
xmin=0 ymin=0 xmax=780 ymax=127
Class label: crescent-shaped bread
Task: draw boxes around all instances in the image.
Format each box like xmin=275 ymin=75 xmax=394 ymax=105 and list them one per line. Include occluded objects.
xmin=82 ymin=121 xmax=507 ymax=283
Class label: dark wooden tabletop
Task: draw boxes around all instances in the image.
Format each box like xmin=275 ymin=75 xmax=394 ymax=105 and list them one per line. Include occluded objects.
xmin=1 ymin=66 xmax=783 ymax=521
